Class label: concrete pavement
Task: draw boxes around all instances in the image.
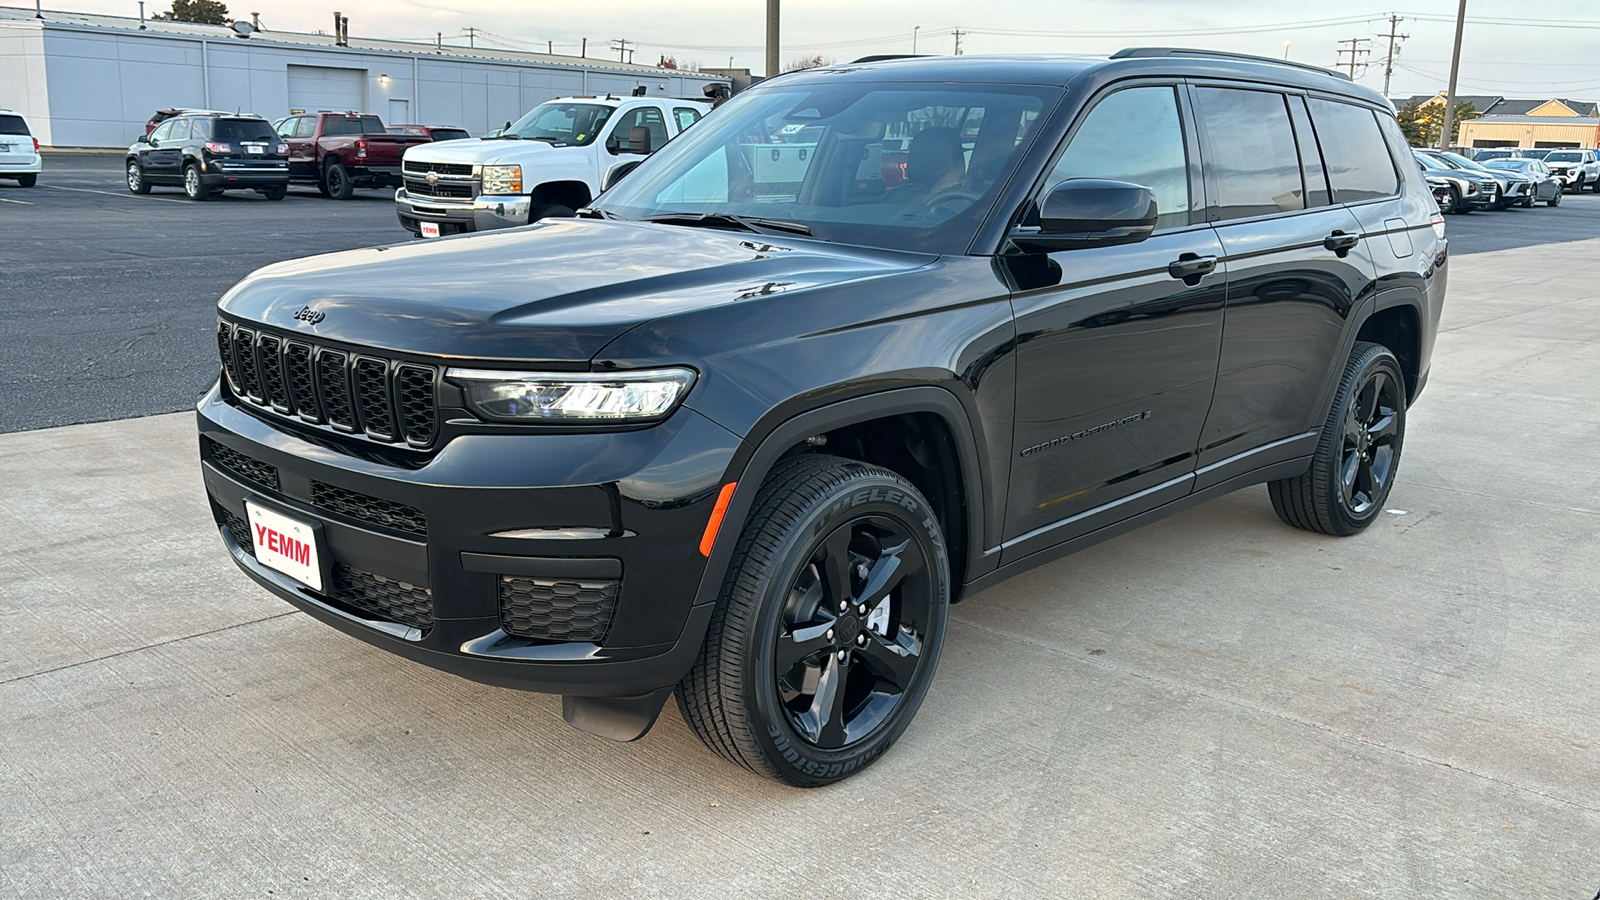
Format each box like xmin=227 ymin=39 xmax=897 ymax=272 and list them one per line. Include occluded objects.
xmin=2 ymin=238 xmax=1598 ymax=898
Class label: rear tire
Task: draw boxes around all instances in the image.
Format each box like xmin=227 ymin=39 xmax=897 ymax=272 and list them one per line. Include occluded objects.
xmin=677 ymin=454 xmax=951 ymax=787
xmin=324 ymin=162 xmax=354 ymax=200
xmin=17 ymin=172 xmax=37 ymax=188
xmin=1269 ymin=341 xmax=1406 ymax=537
xmin=1548 ymin=189 xmax=1562 ymax=207
xmin=182 ymin=164 xmax=207 ymax=201
xmin=263 ymin=185 xmax=287 ymax=201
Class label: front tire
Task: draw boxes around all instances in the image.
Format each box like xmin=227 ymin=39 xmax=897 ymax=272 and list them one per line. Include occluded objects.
xmin=1269 ymin=341 xmax=1406 ymax=536
xmin=1548 ymin=188 xmax=1562 ymax=207
xmin=1435 ymin=186 xmax=1458 ymax=215
xmin=182 ymin=164 xmax=207 ymax=200
xmin=677 ymin=454 xmax=951 ymax=787
xmin=126 ymin=161 xmax=150 ymax=194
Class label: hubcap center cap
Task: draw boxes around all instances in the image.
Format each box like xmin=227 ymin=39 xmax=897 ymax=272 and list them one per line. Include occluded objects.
xmin=835 ymin=614 xmax=862 ymax=645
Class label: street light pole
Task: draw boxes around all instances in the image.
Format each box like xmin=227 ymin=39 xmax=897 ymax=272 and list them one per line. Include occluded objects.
xmin=1438 ymin=0 xmax=1468 ymax=151
xmin=913 ymin=25 xmax=920 ymax=54
xmin=765 ymin=0 xmax=779 ymax=78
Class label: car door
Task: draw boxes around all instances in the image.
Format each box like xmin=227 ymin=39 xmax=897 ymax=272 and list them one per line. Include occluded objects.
xmin=1191 ymin=86 xmax=1380 ymax=487
xmin=148 ymin=118 xmax=185 ymax=182
xmin=1002 ymin=83 xmax=1226 ymax=561
xmin=284 ymin=116 xmax=317 ymax=178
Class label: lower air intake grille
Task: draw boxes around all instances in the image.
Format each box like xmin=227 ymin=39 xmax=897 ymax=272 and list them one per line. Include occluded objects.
xmin=329 ymin=563 xmax=434 ymax=630
xmin=499 ymin=576 xmax=620 ymax=643
xmin=310 ymin=481 xmax=427 ymax=537
xmin=223 ymin=511 xmax=254 ymax=555
xmin=210 ymin=442 xmax=279 ymax=491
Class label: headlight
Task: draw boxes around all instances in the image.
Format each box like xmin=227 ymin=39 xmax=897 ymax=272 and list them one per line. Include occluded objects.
xmin=482 ymin=164 xmax=522 ymax=195
xmin=446 ymin=367 xmax=696 ymax=422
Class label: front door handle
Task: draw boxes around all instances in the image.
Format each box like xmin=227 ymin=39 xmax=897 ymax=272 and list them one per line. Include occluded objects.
xmin=1167 ymin=253 xmax=1218 ymax=285
xmin=1324 ymin=230 xmax=1361 ymax=257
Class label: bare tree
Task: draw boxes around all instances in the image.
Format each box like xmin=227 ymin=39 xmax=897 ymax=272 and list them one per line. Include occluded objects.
xmin=784 ymin=54 xmax=834 ymax=72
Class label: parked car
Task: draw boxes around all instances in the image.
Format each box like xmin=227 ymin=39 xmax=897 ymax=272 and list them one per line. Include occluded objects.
xmin=0 ymin=109 xmax=41 ymax=187
xmin=271 ymin=112 xmax=429 ymax=199
xmin=394 ymin=95 xmax=708 ymax=237
xmin=201 ymin=49 xmax=1444 ymax=786
xmin=1417 ymin=148 xmax=1533 ymax=209
xmin=1414 ymin=151 xmax=1492 ymax=213
xmin=1540 ymin=149 xmax=1600 ymax=192
xmin=125 ymin=113 xmax=289 ymax=200
xmin=386 ymin=124 xmax=472 ymax=142
xmin=1481 ymin=158 xmax=1563 ymax=206
xmin=145 ymin=107 xmax=230 ymax=135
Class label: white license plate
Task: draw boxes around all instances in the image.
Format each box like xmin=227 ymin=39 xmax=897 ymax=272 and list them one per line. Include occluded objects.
xmin=246 ymin=501 xmax=323 ymax=592
xmin=247 ymin=144 xmax=264 ymax=154
xmin=420 ymin=221 xmax=441 ymax=238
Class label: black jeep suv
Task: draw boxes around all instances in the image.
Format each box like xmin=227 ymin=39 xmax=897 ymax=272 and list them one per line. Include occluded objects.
xmin=199 ymin=49 xmax=1446 ymax=786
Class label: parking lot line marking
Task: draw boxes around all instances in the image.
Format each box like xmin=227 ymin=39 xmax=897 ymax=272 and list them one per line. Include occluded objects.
xmin=0 ymin=196 xmax=32 ymax=204
xmin=41 ymin=184 xmax=191 ymax=204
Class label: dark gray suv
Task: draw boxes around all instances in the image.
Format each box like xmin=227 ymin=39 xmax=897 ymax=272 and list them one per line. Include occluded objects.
xmin=199 ymin=48 xmax=1446 ymax=785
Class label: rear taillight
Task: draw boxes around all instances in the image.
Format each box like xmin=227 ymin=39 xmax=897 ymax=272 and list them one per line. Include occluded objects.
xmin=275 ymin=143 xmax=288 ymax=154
xmin=32 ymin=137 xmax=39 ymax=153
xmin=204 ymin=142 xmax=232 ymax=154
xmin=1431 ymin=213 xmax=1446 ymax=239
xmin=356 ymin=140 xmax=367 ymax=158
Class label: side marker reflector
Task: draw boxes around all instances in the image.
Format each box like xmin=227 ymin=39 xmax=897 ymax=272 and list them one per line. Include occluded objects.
xmin=699 ymin=482 xmax=737 ymax=557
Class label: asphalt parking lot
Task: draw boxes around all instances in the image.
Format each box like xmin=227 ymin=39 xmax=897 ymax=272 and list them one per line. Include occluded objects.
xmin=3 ymin=154 xmax=1599 ymax=897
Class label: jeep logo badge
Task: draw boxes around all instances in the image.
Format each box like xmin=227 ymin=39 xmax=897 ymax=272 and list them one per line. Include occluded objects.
xmin=293 ymin=306 xmax=325 ymax=325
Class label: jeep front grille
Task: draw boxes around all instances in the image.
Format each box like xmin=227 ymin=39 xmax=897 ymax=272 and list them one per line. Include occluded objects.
xmin=217 ymin=320 xmax=438 ymax=448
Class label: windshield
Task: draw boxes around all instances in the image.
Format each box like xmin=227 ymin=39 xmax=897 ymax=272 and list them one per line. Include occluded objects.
xmin=503 ymin=102 xmax=614 ymax=145
xmin=1545 ymin=151 xmax=1582 ymax=163
xmin=1437 ymin=152 xmax=1488 ymax=171
xmin=1414 ymin=154 xmax=1452 ymax=172
xmin=1484 ymin=160 xmax=1532 ymax=171
xmin=214 ymin=119 xmax=276 ymax=142
xmin=595 ymin=82 xmax=1058 ymax=254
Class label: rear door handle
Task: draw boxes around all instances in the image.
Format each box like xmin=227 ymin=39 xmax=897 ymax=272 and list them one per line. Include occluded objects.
xmin=1324 ymin=230 xmax=1361 ymax=257
xmin=1167 ymin=253 xmax=1218 ymax=285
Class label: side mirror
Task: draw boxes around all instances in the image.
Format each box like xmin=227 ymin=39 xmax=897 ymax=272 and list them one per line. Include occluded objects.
xmin=134 ymin=133 xmax=148 ymax=145
xmin=1010 ymin=179 xmax=1157 ymax=253
xmin=602 ymin=160 xmax=644 ymax=191
xmin=604 ymin=134 xmax=621 ymax=154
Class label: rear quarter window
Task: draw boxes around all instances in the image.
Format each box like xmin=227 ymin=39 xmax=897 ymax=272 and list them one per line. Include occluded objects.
xmin=1306 ymin=99 xmax=1400 ymax=203
xmin=0 ymin=115 xmax=29 ymax=135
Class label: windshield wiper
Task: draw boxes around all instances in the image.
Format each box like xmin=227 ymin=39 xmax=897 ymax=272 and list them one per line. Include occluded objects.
xmin=643 ymin=212 xmax=812 ymax=237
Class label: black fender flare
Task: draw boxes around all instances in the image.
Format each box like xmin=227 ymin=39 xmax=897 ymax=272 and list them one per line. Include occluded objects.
xmin=1311 ymin=285 xmax=1425 ymax=424
xmin=689 ymin=385 xmax=994 ymax=613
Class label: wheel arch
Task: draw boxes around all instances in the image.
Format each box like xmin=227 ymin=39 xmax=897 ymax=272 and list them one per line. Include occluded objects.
xmin=530 ymin=180 xmax=593 ymax=211
xmin=1354 ymin=295 xmax=1423 ymax=402
xmin=692 ymin=386 xmax=990 ymax=611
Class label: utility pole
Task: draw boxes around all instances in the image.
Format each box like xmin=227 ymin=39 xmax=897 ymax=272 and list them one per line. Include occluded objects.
xmin=611 ymin=38 xmax=632 ymax=63
xmin=953 ymin=29 xmax=965 ymax=55
xmin=1336 ymin=37 xmax=1370 ymax=80
xmin=765 ymin=0 xmax=779 ymax=78
xmin=1439 ymin=0 xmax=1468 ymax=150
xmin=464 ymin=26 xmax=478 ymax=49
xmin=581 ymin=38 xmax=586 ymax=58
xmin=1380 ymin=14 xmax=1409 ymax=97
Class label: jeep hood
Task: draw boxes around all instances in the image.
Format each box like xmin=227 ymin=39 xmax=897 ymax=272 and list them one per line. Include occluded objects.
xmin=218 ymin=219 xmax=934 ymax=363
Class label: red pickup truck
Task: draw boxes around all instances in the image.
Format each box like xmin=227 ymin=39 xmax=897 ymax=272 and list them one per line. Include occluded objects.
xmin=271 ymin=112 xmax=428 ymax=199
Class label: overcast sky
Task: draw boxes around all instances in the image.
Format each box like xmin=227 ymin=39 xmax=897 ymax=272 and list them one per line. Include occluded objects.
xmin=56 ymin=0 xmax=1600 ymax=101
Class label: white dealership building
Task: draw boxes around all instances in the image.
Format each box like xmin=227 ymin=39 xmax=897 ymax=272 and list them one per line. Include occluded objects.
xmin=0 ymin=5 xmax=728 ymax=147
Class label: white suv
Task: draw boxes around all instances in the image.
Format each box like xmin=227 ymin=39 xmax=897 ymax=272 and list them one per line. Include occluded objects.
xmin=0 ymin=109 xmax=41 ymax=187
xmin=395 ymin=95 xmax=708 ymax=236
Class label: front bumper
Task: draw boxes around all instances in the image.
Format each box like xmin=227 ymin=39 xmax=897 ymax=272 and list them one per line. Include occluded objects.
xmin=395 ymin=187 xmax=530 ymax=234
xmin=1548 ymin=169 xmax=1590 ymax=187
xmin=197 ymin=381 xmax=743 ymax=699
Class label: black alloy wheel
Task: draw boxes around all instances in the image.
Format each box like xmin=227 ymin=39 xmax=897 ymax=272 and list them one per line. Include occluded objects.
xmin=678 ymin=454 xmax=950 ymax=787
xmin=1269 ymin=341 xmax=1406 ymax=536
xmin=325 ymin=162 xmax=354 ymax=200
xmin=126 ymin=160 xmax=149 ymax=194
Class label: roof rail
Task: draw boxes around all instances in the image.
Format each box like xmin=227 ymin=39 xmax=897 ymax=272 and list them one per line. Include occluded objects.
xmin=1111 ymin=47 xmax=1351 ymax=81
xmin=850 ymin=54 xmax=927 ymax=64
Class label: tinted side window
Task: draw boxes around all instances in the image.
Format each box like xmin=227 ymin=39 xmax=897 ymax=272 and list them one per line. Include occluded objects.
xmin=609 ymin=107 xmax=668 ymax=152
xmin=1047 ymin=86 xmax=1191 ymax=229
xmin=1194 ymin=87 xmax=1303 ymax=221
xmin=190 ymin=118 xmax=213 ymax=140
xmin=1306 ymin=99 xmax=1399 ymax=202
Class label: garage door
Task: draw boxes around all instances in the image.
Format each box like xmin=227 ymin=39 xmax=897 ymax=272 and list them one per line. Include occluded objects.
xmin=287 ymin=65 xmax=367 ymax=114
